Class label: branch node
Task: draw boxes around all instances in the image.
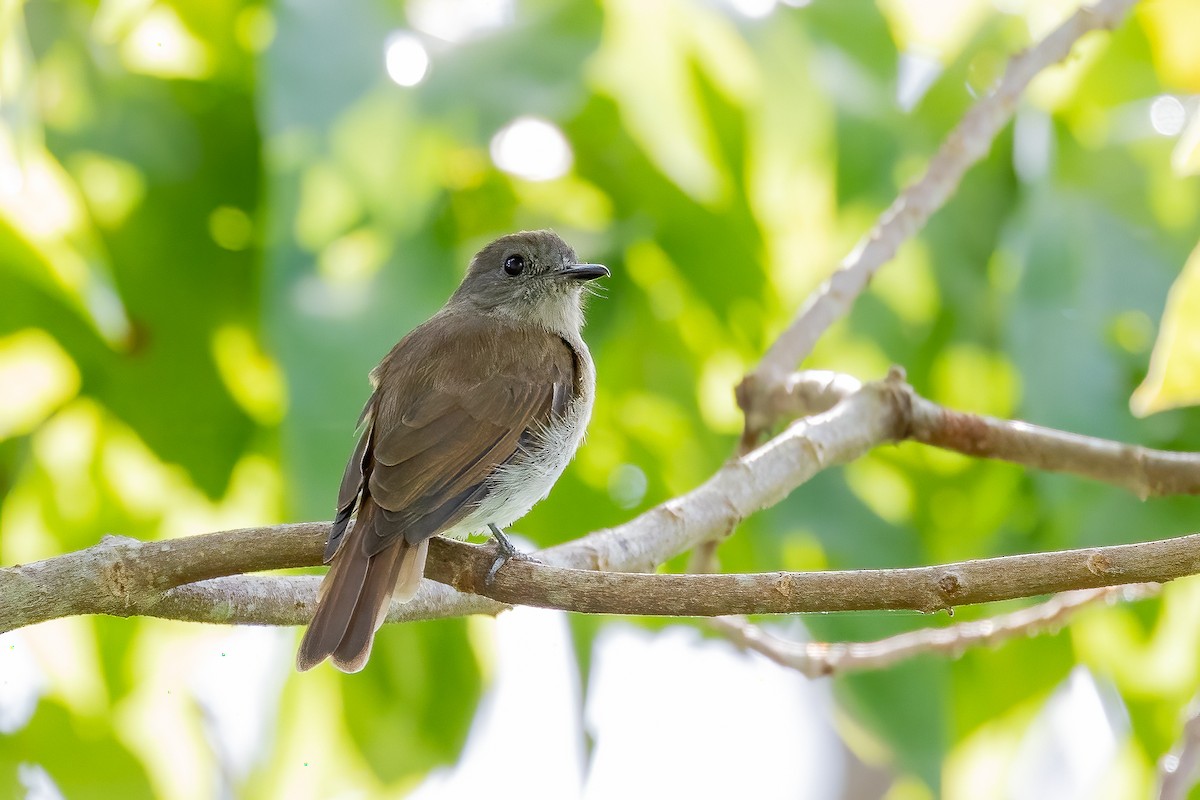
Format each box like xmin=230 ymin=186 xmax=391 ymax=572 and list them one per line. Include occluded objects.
xmin=937 ymin=571 xmax=965 ymax=602
xmin=1086 ymin=552 xmax=1121 ymax=577
xmin=871 ymin=369 xmax=916 ymax=441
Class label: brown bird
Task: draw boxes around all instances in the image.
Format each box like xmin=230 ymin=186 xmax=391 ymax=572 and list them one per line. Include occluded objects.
xmin=296 ymin=230 xmax=608 ymax=672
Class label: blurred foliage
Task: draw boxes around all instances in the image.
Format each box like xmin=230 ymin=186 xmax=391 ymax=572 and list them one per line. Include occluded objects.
xmin=2 ymin=0 xmax=1200 ymax=797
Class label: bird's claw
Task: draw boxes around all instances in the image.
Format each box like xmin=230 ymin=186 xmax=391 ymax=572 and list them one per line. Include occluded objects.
xmin=485 ymin=524 xmax=535 ymax=586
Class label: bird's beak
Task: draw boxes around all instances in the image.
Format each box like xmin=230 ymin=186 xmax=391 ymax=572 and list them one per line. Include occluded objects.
xmin=557 ymin=263 xmax=610 ymax=281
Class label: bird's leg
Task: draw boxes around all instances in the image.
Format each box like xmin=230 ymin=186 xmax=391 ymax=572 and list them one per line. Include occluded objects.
xmin=486 ymin=523 xmax=526 ymax=586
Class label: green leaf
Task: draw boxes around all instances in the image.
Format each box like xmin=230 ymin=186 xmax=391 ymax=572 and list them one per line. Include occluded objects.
xmin=1132 ymin=238 xmax=1200 ymax=415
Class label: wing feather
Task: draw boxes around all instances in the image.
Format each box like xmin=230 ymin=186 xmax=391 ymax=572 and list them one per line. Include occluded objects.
xmin=358 ymin=317 xmax=575 ymax=553
xmin=302 ymin=313 xmax=582 ymax=673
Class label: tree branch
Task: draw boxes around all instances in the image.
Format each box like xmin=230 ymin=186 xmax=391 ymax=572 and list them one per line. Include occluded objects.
xmin=8 ymin=525 xmax=1198 ymax=628
xmin=0 ymin=375 xmax=907 ymax=632
xmin=712 ymin=584 xmax=1160 ymax=678
xmin=6 ymin=369 xmax=1200 ymax=630
xmin=737 ymin=0 xmax=1140 ymax=447
xmin=6 ymin=368 xmax=1199 ymax=631
xmin=427 ymin=535 xmax=1199 ymax=615
xmin=759 ymin=371 xmax=1200 ymax=498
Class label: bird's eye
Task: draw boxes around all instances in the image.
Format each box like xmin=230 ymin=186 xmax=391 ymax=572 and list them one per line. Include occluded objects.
xmin=503 ymin=254 xmax=525 ymax=276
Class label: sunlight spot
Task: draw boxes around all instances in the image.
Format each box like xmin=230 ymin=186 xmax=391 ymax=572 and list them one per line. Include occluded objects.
xmin=607 ymin=464 xmax=648 ymax=509
xmin=408 ymin=0 xmax=513 ymax=43
xmin=698 ymin=351 xmax=745 ymax=433
xmin=92 ymin=0 xmax=155 ymax=44
xmin=119 ymin=5 xmax=212 ymax=79
xmin=83 ymin=281 xmax=132 ymax=345
xmin=0 ymin=484 xmax=56 ymax=566
xmin=726 ymin=0 xmax=775 ymax=19
xmin=896 ymin=49 xmax=942 ymax=111
xmin=1173 ymin=112 xmax=1200 ymax=176
xmin=294 ymin=162 xmax=361 ymax=251
xmin=1150 ymin=95 xmax=1186 ymax=136
xmin=1014 ymin=107 xmax=1053 ymax=183
xmin=880 ymin=0 xmax=989 ymax=61
xmin=235 ymin=6 xmax=276 ymax=53
xmin=18 ymin=763 xmax=63 ymax=800
xmin=965 ymin=47 xmax=1005 ymax=99
xmin=34 ymin=401 xmax=101 ymax=522
xmin=208 ymin=205 xmax=254 ymax=251
xmin=0 ymin=145 xmax=82 ymax=242
xmin=384 ymin=32 xmax=430 ymax=87
xmin=0 ymin=161 xmax=22 ymax=195
xmin=780 ymin=535 xmax=828 ymax=572
xmin=0 ymin=632 xmax=44 ymax=734
xmin=0 ymin=329 xmax=80 ymax=440
xmin=510 ymin=176 xmax=614 ymax=231
xmin=490 ymin=117 xmax=573 ymax=182
xmin=845 ymin=457 xmax=914 ymax=524
xmin=34 ymin=43 xmax=94 ymax=131
xmin=869 ymin=238 xmax=940 ymax=324
xmin=624 ymin=240 xmax=686 ymax=321
xmin=931 ymin=343 xmax=1020 ymax=418
xmin=588 ymin=0 xmax=730 ymax=204
xmin=1110 ymin=310 xmax=1153 ymax=355
xmin=318 ymin=228 xmax=389 ymax=285
xmin=71 ymin=152 xmax=145 ymax=228
xmin=211 ymin=325 xmax=287 ymax=425
xmin=101 ymin=428 xmax=172 ymax=517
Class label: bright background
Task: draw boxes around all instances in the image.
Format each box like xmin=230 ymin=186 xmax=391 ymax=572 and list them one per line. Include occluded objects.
xmin=3 ymin=0 xmax=1200 ymax=797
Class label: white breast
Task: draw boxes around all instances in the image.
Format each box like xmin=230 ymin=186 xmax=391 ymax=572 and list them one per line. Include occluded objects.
xmin=443 ymin=339 xmax=595 ymax=540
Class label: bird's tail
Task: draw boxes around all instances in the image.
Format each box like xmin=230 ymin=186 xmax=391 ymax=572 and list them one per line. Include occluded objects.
xmin=296 ymin=499 xmax=429 ymax=673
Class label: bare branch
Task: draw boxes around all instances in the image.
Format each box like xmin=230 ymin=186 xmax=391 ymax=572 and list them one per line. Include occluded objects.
xmin=713 ymin=584 xmax=1160 ymax=679
xmin=737 ymin=0 xmax=1140 ymax=446
xmin=6 ymin=515 xmax=1200 ymax=627
xmin=155 ymin=574 xmax=506 ymax=627
xmin=6 ymin=366 xmax=1199 ymax=633
xmin=0 ymin=376 xmax=906 ymax=632
xmin=1159 ymin=699 xmax=1200 ymax=800
xmin=5 ymin=370 xmax=1200 ymax=630
xmin=909 ymin=398 xmax=1200 ymax=498
xmin=760 ymin=371 xmax=1200 ymax=498
xmin=429 ymin=536 xmax=1199 ymax=615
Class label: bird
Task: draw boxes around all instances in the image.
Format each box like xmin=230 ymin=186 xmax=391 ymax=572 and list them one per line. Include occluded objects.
xmin=296 ymin=230 xmax=608 ymax=672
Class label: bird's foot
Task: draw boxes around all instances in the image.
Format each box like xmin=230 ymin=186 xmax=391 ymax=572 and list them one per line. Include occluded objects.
xmin=485 ymin=524 xmax=534 ymax=586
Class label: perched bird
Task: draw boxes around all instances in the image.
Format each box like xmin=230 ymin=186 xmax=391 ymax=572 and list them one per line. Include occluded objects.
xmin=296 ymin=230 xmax=608 ymax=672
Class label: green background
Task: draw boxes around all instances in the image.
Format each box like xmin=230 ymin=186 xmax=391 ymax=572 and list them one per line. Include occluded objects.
xmin=2 ymin=0 xmax=1200 ymax=796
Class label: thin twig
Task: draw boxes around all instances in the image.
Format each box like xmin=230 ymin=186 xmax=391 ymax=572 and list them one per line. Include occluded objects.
xmin=758 ymin=371 xmax=1200 ymax=498
xmin=1159 ymin=698 xmax=1200 ymax=800
xmin=737 ymin=0 xmax=1140 ymax=448
xmin=713 ymin=584 xmax=1160 ymax=678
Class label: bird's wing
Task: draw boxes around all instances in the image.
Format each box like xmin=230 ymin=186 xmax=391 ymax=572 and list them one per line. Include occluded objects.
xmin=324 ymin=399 xmax=374 ymax=562
xmin=355 ymin=313 xmax=578 ymax=555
